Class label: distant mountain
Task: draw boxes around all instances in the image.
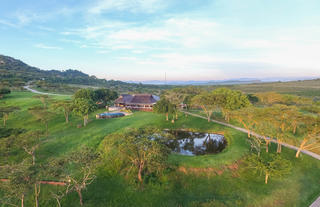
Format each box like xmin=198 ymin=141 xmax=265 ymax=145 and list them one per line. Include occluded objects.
xmin=127 ymin=77 xmax=318 ymax=85
xmin=127 ymin=79 xmax=262 ymax=85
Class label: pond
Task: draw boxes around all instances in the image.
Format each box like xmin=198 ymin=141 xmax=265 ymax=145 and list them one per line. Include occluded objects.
xmin=165 ymin=130 xmax=227 ymax=156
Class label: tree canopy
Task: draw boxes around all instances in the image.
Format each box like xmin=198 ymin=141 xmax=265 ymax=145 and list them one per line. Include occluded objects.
xmin=100 ymin=128 xmax=171 ymax=184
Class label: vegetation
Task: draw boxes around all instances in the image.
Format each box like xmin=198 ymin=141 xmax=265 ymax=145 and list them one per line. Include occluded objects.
xmin=244 ymin=153 xmax=292 ymax=184
xmin=0 ymin=88 xmax=11 ymax=99
xmin=0 ymin=85 xmax=320 ymax=207
xmin=191 ymin=88 xmax=250 ymax=122
xmin=153 ymin=98 xmax=176 ymax=121
xmin=100 ymin=128 xmax=171 ymax=184
xmin=0 ymin=106 xmax=20 ymax=127
xmin=72 ymin=98 xmax=97 ymax=127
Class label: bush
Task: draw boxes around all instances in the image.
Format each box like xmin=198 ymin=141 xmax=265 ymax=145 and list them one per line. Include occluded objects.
xmin=0 ymin=127 xmax=26 ymax=138
xmin=0 ymin=88 xmax=10 ymax=98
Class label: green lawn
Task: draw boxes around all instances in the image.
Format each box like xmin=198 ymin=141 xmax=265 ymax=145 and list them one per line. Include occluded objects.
xmin=1 ymin=92 xmax=320 ymax=207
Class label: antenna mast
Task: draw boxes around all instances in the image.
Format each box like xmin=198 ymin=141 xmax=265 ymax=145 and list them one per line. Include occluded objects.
xmin=165 ymin=72 xmax=167 ymax=85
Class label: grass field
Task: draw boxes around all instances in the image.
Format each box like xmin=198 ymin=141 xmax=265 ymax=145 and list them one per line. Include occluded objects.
xmin=219 ymin=79 xmax=320 ymax=97
xmin=1 ymin=92 xmax=320 ymax=207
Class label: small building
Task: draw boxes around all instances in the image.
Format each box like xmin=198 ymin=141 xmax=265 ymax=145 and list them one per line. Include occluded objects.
xmin=115 ymin=94 xmax=160 ymax=111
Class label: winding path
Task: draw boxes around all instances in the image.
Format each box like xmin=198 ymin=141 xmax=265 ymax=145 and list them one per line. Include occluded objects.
xmin=182 ymin=111 xmax=320 ymax=207
xmin=23 ymin=85 xmax=68 ymax=96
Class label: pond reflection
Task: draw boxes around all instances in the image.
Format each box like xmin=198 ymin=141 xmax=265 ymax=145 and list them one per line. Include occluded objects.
xmin=165 ymin=130 xmax=227 ymax=156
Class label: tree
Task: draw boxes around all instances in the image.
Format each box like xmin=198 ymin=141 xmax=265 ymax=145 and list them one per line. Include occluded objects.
xmin=28 ymin=106 xmax=55 ymax=136
xmin=247 ymin=135 xmax=262 ymax=156
xmin=100 ymin=128 xmax=171 ymax=184
xmin=15 ymin=131 xmax=43 ymax=166
xmin=267 ymin=105 xmax=296 ymax=153
xmin=51 ymin=100 xmax=73 ymax=123
xmin=255 ymin=92 xmax=284 ymax=105
xmin=231 ymin=107 xmax=258 ymax=138
xmin=295 ymin=118 xmax=320 ymax=158
xmin=244 ymin=153 xmax=292 ymax=184
xmin=254 ymin=117 xmax=274 ymax=153
xmin=0 ymin=160 xmax=34 ymax=207
xmin=32 ymin=95 xmax=51 ymax=109
xmin=0 ymin=88 xmax=10 ymax=99
xmin=72 ymin=98 xmax=97 ymax=126
xmin=192 ymin=91 xmax=224 ymax=122
xmin=175 ymin=86 xmax=203 ymax=109
xmin=48 ymin=147 xmax=98 ymax=206
xmin=0 ymin=106 xmax=20 ymax=127
xmin=164 ymin=89 xmax=187 ymax=119
xmin=212 ymin=88 xmax=251 ymax=122
xmin=7 ymin=131 xmax=44 ymax=207
xmin=153 ymin=98 xmax=172 ymax=121
xmin=92 ymin=88 xmax=118 ymax=104
xmin=73 ymin=89 xmax=94 ymax=100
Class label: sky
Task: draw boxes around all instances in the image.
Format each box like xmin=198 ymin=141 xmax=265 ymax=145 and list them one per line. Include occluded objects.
xmin=0 ymin=0 xmax=320 ymax=81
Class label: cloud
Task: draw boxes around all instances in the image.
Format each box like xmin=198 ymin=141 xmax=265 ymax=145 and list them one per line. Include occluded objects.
xmin=62 ymin=17 xmax=219 ymax=53
xmin=0 ymin=19 xmax=17 ymax=28
xmin=34 ymin=43 xmax=62 ymax=50
xmin=89 ymin=0 xmax=166 ymax=14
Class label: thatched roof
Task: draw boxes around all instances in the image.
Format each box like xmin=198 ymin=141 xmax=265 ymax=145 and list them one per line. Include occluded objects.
xmin=115 ymin=94 xmax=159 ymax=105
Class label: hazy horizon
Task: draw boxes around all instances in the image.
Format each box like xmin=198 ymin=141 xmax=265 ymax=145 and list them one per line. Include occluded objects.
xmin=1 ymin=0 xmax=320 ymax=81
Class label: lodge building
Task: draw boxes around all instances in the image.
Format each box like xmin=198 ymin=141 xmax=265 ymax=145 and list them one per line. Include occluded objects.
xmin=114 ymin=94 xmax=160 ymax=111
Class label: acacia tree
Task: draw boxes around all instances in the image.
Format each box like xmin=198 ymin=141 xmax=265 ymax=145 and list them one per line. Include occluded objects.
xmin=48 ymin=147 xmax=98 ymax=206
xmin=15 ymin=131 xmax=43 ymax=167
xmin=72 ymin=98 xmax=97 ymax=126
xmin=164 ymin=87 xmax=201 ymax=119
xmin=231 ymin=107 xmax=258 ymax=138
xmin=33 ymin=95 xmax=51 ymax=109
xmin=5 ymin=131 xmax=44 ymax=207
xmin=268 ymin=105 xmax=295 ymax=153
xmin=212 ymin=88 xmax=251 ymax=122
xmin=175 ymin=86 xmax=203 ymax=110
xmin=254 ymin=117 xmax=274 ymax=153
xmin=51 ymin=100 xmax=73 ymax=123
xmin=295 ymin=118 xmax=320 ymax=158
xmin=28 ymin=106 xmax=55 ymax=136
xmin=0 ymin=160 xmax=34 ymax=207
xmin=153 ymin=98 xmax=175 ymax=121
xmin=244 ymin=153 xmax=292 ymax=184
xmin=0 ymin=106 xmax=20 ymax=127
xmin=192 ymin=92 xmax=224 ymax=122
xmin=100 ymin=128 xmax=171 ymax=184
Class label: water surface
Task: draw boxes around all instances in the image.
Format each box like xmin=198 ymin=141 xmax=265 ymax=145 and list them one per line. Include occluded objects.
xmin=165 ymin=130 xmax=227 ymax=156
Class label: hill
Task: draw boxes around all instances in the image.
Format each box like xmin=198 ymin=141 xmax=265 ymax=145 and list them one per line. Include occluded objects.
xmin=0 ymin=54 xmax=114 ymax=86
xmin=0 ymin=55 xmax=172 ymax=94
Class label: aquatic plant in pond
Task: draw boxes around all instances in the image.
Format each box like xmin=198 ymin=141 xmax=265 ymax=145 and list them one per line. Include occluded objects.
xmin=165 ymin=130 xmax=227 ymax=156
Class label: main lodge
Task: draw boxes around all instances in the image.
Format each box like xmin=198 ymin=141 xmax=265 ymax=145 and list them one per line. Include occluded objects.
xmin=114 ymin=94 xmax=160 ymax=111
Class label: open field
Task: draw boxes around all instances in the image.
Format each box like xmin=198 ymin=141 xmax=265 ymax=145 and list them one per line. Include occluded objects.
xmin=1 ymin=92 xmax=320 ymax=206
xmin=218 ymin=79 xmax=320 ymax=97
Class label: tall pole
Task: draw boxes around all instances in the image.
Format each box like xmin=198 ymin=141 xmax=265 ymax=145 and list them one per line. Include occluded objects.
xmin=165 ymin=72 xmax=167 ymax=85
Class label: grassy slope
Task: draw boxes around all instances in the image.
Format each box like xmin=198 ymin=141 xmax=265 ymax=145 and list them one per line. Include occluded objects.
xmin=1 ymin=92 xmax=320 ymax=207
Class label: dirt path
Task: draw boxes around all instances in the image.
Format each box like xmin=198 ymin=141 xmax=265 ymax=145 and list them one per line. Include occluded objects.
xmin=182 ymin=111 xmax=320 ymax=207
xmin=23 ymin=85 xmax=69 ymax=96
